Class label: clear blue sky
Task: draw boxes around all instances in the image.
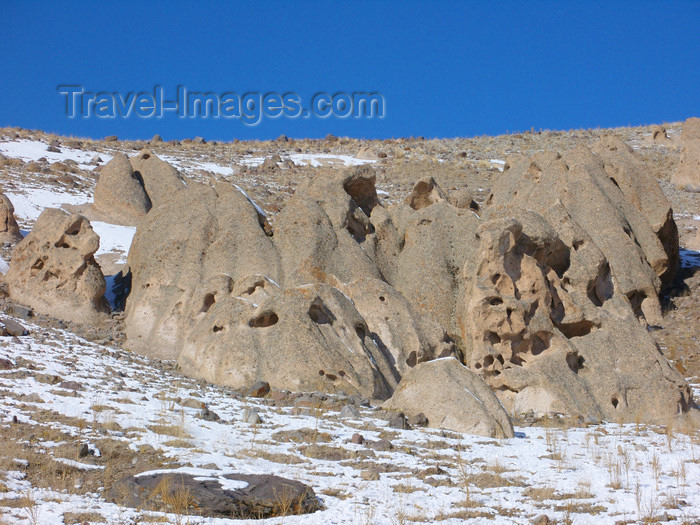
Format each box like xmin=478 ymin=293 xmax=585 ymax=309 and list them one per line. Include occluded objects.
xmin=1 ymin=1 xmax=699 ymax=141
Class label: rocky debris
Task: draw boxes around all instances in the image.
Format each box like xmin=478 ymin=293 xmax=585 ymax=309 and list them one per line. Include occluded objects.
xmin=407 ymin=412 xmax=428 ymax=427
xmin=129 ymin=149 xmax=186 ymax=209
xmin=111 ymin=471 xmax=320 ymax=519
xmin=93 ymin=153 xmax=152 ymax=225
xmin=0 ymin=193 xmax=22 ymax=244
xmin=384 ymin=358 xmax=515 ymax=438
xmin=6 ymin=208 xmax=110 ymax=324
xmin=0 ymin=357 xmax=13 ymax=369
xmin=149 ymin=134 xmax=163 ymax=144
xmin=350 ymin=432 xmax=364 ymax=444
xmin=103 ymin=135 xmax=118 ymax=142
xmin=672 ymin=117 xmax=700 ymax=191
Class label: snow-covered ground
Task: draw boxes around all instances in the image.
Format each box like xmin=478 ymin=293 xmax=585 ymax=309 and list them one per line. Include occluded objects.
xmin=0 ymin=320 xmax=698 ymax=524
xmin=0 ymin=139 xmax=112 ymax=170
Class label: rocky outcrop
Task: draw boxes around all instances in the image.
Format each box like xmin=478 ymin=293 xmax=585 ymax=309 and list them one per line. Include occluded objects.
xmin=125 ymin=183 xmax=279 ymax=358
xmin=6 ymin=209 xmax=109 ymax=324
xmin=486 ymin=145 xmax=671 ymax=325
xmin=458 ymin=215 xmax=691 ymax=423
xmin=122 ymin=152 xmax=693 ymax=425
xmin=0 ymin=193 xmax=22 ymax=244
xmin=93 ymin=153 xmax=151 ymax=225
xmin=384 ymin=357 xmax=514 ymax=438
xmin=129 ymin=149 xmax=187 ymax=208
xmin=672 ymin=117 xmax=700 ymax=192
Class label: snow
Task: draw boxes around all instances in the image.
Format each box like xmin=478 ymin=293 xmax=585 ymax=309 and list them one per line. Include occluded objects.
xmin=5 ymin=189 xmax=89 ymax=223
xmin=91 ymin=221 xmax=136 ymax=264
xmin=239 ymin=153 xmax=377 ymax=168
xmin=0 ymin=319 xmax=698 ymax=524
xmin=0 ymin=138 xmax=112 ymax=170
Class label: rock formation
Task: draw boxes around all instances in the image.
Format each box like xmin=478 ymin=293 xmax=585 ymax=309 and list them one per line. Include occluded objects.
xmin=672 ymin=117 xmax=700 ymax=192
xmin=129 ymin=149 xmax=187 ymax=208
xmin=7 ymin=209 xmax=109 ymax=324
xmin=0 ymin=193 xmax=23 ymax=244
xmin=121 ymin=145 xmax=695 ymax=427
xmin=93 ymin=153 xmax=151 ymax=225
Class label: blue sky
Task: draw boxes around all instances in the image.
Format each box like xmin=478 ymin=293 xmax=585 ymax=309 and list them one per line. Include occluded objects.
xmin=1 ymin=1 xmax=699 ymax=141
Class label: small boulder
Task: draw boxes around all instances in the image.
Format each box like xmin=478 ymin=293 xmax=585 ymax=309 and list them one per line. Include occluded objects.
xmin=129 ymin=149 xmax=186 ymax=209
xmin=384 ymin=358 xmax=515 ymax=438
xmin=387 ymin=412 xmax=411 ymax=430
xmin=246 ymin=381 xmax=270 ymax=398
xmin=1 ymin=318 xmax=28 ymax=336
xmin=340 ymin=404 xmax=360 ymax=419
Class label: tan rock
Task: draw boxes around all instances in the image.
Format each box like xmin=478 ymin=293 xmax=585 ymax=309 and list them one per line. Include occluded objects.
xmin=129 ymin=149 xmax=187 ymax=208
xmin=178 ymin=283 xmax=397 ymax=399
xmin=383 ymin=357 xmax=514 ymax=438
xmin=125 ymin=183 xmax=279 ymax=359
xmin=0 ymin=193 xmax=22 ymax=244
xmin=93 ymin=153 xmax=151 ymax=225
xmin=7 ymin=209 xmax=109 ymax=324
xmin=672 ymin=117 xmax=700 ymax=191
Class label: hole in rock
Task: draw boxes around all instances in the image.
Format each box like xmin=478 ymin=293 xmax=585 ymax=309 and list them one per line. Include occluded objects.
xmin=406 ymin=351 xmax=417 ymax=368
xmin=325 ymin=373 xmax=338 ymax=381
xmin=141 ymin=153 xmax=151 ymax=160
xmin=308 ymin=300 xmax=333 ymax=325
xmin=486 ymin=332 xmax=501 ymax=345
xmin=558 ymin=319 xmax=595 ymax=339
xmin=212 ymin=325 xmax=224 ymax=333
xmin=491 ymin=273 xmax=501 ymax=285
xmin=489 ymin=297 xmax=503 ymax=306
xmin=65 ymin=221 xmax=82 ymax=235
xmin=611 ymin=396 xmax=619 ymax=409
xmin=483 ymin=355 xmax=494 ymax=367
xmin=338 ymin=370 xmax=346 ymax=377
xmin=355 ymin=324 xmax=367 ymax=339
xmin=31 ymin=259 xmax=45 ymax=271
xmin=318 ymin=370 xmax=325 ymax=376
xmin=379 ymin=296 xmax=385 ymax=302
xmin=201 ymin=293 xmax=216 ymax=313
xmin=248 ymin=312 xmax=279 ymax=328
xmin=566 ymin=352 xmax=585 ymax=373
xmin=609 ymin=177 xmax=619 ymax=188
xmin=55 ymin=241 xmax=71 ymax=249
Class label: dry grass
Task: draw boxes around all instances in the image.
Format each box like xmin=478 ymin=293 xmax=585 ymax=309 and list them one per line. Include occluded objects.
xmin=63 ymin=511 xmax=106 ymax=523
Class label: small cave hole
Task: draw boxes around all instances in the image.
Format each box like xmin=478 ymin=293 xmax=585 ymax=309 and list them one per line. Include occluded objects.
xmin=491 ymin=273 xmax=501 ymax=285
xmin=308 ymin=300 xmax=333 ymax=325
xmin=212 ymin=325 xmax=224 ymax=333
xmin=609 ymin=177 xmax=619 ymax=188
xmin=483 ymin=355 xmax=494 ymax=367
xmin=611 ymin=396 xmax=619 ymax=409
xmin=325 ymin=373 xmax=338 ymax=381
xmin=566 ymin=352 xmax=585 ymax=373
xmin=489 ymin=297 xmax=503 ymax=306
xmin=201 ymin=293 xmax=216 ymax=313
xmin=355 ymin=324 xmax=367 ymax=339
xmin=54 ymin=241 xmax=71 ymax=249
xmin=338 ymin=370 xmax=346 ymax=377
xmin=318 ymin=370 xmax=325 ymax=376
xmin=406 ymin=351 xmax=417 ymax=368
xmin=31 ymin=259 xmax=45 ymax=271
xmin=379 ymin=296 xmax=385 ymax=302
xmin=248 ymin=311 xmax=279 ymax=328
xmin=141 ymin=153 xmax=151 ymax=160
xmin=486 ymin=331 xmax=501 ymax=345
